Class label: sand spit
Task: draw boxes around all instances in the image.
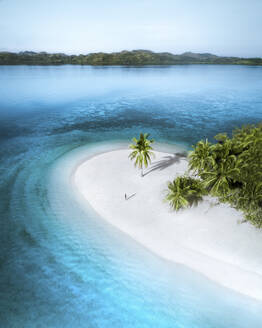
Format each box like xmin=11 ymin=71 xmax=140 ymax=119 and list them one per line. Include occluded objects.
xmin=74 ymin=148 xmax=262 ymax=301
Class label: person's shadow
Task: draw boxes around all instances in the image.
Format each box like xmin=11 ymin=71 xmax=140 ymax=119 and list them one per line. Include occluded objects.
xmin=144 ymin=152 xmax=187 ymax=176
xmin=126 ymin=193 xmax=136 ymax=200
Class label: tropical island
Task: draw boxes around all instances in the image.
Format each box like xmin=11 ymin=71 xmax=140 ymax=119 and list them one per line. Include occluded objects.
xmin=74 ymin=124 xmax=262 ymax=301
xmin=1 ymin=50 xmax=262 ymax=66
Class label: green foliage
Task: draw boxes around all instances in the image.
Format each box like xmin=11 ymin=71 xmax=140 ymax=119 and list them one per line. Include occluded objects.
xmin=188 ymin=123 xmax=262 ymax=227
xmin=129 ymin=133 xmax=154 ymax=176
xmin=1 ymin=50 xmax=262 ymax=66
xmin=165 ymin=176 xmax=206 ymax=211
xmin=189 ymin=139 xmax=214 ymax=176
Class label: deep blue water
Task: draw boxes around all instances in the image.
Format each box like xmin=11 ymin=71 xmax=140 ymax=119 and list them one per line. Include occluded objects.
xmin=0 ymin=65 xmax=262 ymax=328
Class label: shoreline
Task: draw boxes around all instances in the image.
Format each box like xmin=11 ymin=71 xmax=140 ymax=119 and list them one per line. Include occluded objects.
xmin=73 ymin=146 xmax=262 ymax=301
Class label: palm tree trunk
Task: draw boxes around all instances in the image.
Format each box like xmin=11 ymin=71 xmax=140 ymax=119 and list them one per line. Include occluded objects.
xmin=141 ymin=167 xmax=143 ymax=177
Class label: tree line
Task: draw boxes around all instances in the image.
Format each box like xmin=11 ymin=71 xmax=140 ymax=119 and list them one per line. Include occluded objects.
xmin=1 ymin=50 xmax=262 ymax=66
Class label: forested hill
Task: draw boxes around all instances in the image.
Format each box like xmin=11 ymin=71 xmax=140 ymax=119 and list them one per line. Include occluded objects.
xmin=0 ymin=50 xmax=262 ymax=65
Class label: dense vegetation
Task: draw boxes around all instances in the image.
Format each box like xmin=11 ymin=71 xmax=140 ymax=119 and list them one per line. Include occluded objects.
xmin=1 ymin=50 xmax=262 ymax=66
xmin=167 ymin=124 xmax=262 ymax=228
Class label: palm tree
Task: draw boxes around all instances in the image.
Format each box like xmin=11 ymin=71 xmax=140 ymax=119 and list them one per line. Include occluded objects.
xmin=202 ymin=165 xmax=239 ymax=197
xmin=201 ymin=141 xmax=241 ymax=197
xmin=129 ymin=133 xmax=155 ymax=177
xmin=188 ymin=139 xmax=214 ymax=177
xmin=165 ymin=176 xmax=205 ymax=211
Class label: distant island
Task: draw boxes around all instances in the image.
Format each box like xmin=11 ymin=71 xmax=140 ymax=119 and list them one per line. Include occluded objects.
xmin=0 ymin=50 xmax=262 ymax=66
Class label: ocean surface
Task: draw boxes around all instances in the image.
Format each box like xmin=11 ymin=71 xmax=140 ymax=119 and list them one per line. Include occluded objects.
xmin=0 ymin=65 xmax=262 ymax=328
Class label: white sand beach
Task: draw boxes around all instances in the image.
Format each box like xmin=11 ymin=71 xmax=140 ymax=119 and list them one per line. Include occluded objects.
xmin=74 ymin=148 xmax=262 ymax=301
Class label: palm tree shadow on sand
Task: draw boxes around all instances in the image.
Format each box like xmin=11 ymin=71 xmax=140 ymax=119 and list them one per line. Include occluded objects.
xmin=144 ymin=152 xmax=187 ymax=176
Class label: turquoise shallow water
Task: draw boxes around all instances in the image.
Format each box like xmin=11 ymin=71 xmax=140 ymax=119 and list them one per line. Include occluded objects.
xmin=1 ymin=65 xmax=262 ymax=327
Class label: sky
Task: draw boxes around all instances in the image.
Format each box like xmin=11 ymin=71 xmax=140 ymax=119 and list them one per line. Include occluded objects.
xmin=0 ymin=0 xmax=261 ymax=57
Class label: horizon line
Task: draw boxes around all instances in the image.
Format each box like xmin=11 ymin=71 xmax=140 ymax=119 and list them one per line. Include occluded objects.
xmin=0 ymin=49 xmax=261 ymax=59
